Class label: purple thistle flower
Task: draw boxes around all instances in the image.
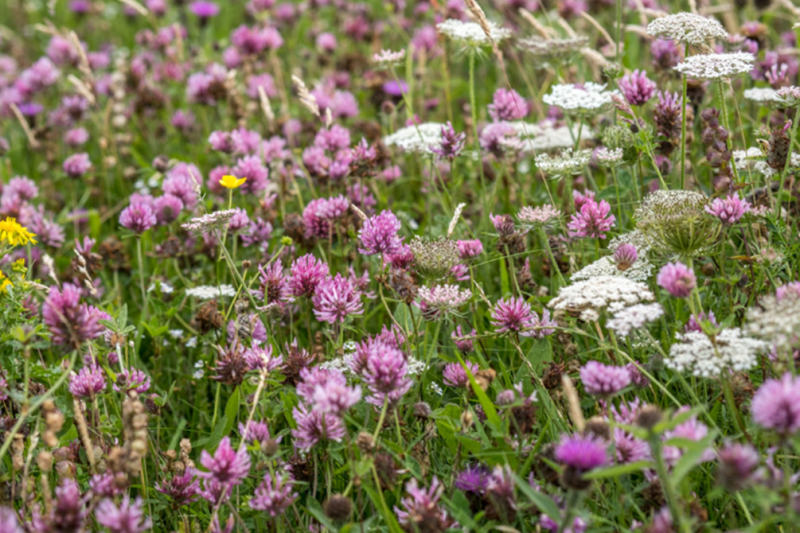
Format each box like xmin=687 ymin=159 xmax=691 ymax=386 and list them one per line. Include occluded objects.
xmin=456 ymin=239 xmax=483 ymax=261
xmin=431 ymin=122 xmax=466 ymax=161
xmin=291 ymin=404 xmax=346 ymax=449
xmin=43 ymin=283 xmax=105 ymax=348
xmin=95 ymin=496 xmax=151 ymax=533
xmin=443 ymin=361 xmax=478 ymax=388
xmin=358 ymin=210 xmax=403 ymax=256
xmin=554 ymin=434 xmax=608 ymax=471
xmin=613 ymin=243 xmax=638 ymax=271
xmin=69 ymin=365 xmax=106 ymax=398
xmin=0 ymin=506 xmax=22 ymax=533
xmin=249 ymin=472 xmax=298 ymax=516
xmin=156 ymin=469 xmax=201 ymax=506
xmin=395 ymin=477 xmax=453 ymax=532
xmin=567 ymin=198 xmax=615 ymax=239
xmin=752 ymin=373 xmax=800 ymax=435
xmin=579 ymin=361 xmax=631 ymax=397
xmin=189 ymin=1 xmax=220 ymax=19
xmin=113 ymin=368 xmax=151 ymax=394
xmin=63 ymin=153 xmax=92 ymax=178
xmin=657 ymin=262 xmax=696 ymax=298
xmin=491 ymin=297 xmax=556 ymax=338
xmin=488 ymin=88 xmax=529 ymax=121
xmin=119 ymin=202 xmax=157 ymax=233
xmin=312 ymin=273 xmax=363 ymax=324
xmin=717 ymin=443 xmax=760 ymax=490
xmin=705 ymin=195 xmax=750 ymax=224
xmin=451 ymin=325 xmax=475 ymax=354
xmin=362 ymin=341 xmax=412 ymax=406
xmin=619 ymin=69 xmax=657 ymax=106
xmin=153 ymin=194 xmax=184 ymax=225
xmin=198 ymin=437 xmax=251 ymax=486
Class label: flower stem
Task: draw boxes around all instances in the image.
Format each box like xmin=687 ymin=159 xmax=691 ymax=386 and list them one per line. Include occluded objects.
xmin=680 ymin=44 xmax=688 ymax=189
xmin=137 ymin=237 xmax=148 ymax=321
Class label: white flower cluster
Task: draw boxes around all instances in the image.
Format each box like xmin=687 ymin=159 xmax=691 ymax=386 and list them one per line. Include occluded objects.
xmin=374 ymin=49 xmax=406 ymax=67
xmin=606 ymin=303 xmax=664 ymax=338
xmin=320 ymin=353 xmax=427 ymax=377
xmin=666 ymin=328 xmax=768 ymax=378
xmin=744 ymin=87 xmax=780 ymax=105
xmin=518 ymin=204 xmax=561 ymax=226
xmin=594 ymin=147 xmax=624 ymax=167
xmin=571 ymin=254 xmax=654 ymax=283
xmin=185 ymin=284 xmax=237 ymax=300
xmin=535 ymin=148 xmax=592 ymax=176
xmin=418 ymin=284 xmax=472 ymax=313
xmin=543 ymin=83 xmax=619 ymax=115
xmin=382 ymin=122 xmax=444 ymax=154
xmin=747 ymin=293 xmax=800 ymax=351
xmin=500 ymin=122 xmax=593 ymax=153
xmin=549 ymin=276 xmax=655 ymax=321
xmin=182 ymin=210 xmax=238 ymax=233
xmin=673 ymin=52 xmax=755 ymax=80
xmin=646 ymin=13 xmax=728 ymax=45
xmin=732 ymin=146 xmax=800 ymax=178
xmin=436 ymin=19 xmax=511 ymax=46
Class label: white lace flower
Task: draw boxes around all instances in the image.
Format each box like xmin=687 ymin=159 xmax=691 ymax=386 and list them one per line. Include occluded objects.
xmin=382 ymin=122 xmax=444 ymax=154
xmin=436 ymin=19 xmax=511 ymax=46
xmin=747 ymin=293 xmax=800 ymax=351
xmin=535 ymin=148 xmax=592 ymax=176
xmin=543 ymin=83 xmax=619 ymax=115
xmin=185 ymin=284 xmax=237 ymax=300
xmin=646 ymin=13 xmax=728 ymax=44
xmin=666 ymin=328 xmax=768 ymax=378
xmin=606 ymin=303 xmax=664 ymax=338
xmin=594 ymin=147 xmax=625 ymax=167
xmin=673 ymin=52 xmax=755 ymax=80
xmin=374 ymin=49 xmax=406 ymax=67
xmin=549 ymin=276 xmax=655 ymax=320
xmin=744 ymin=87 xmax=780 ymax=105
xmin=571 ymin=255 xmax=654 ymax=283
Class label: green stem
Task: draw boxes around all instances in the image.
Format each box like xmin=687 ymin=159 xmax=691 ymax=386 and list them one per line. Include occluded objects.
xmin=468 ymin=51 xmax=487 ymax=224
xmin=649 ymin=435 xmax=691 ymax=533
xmin=680 ymin=43 xmax=689 ymax=189
xmin=777 ymin=105 xmax=800 ymax=219
xmin=137 ymin=237 xmax=148 ymax=321
xmin=373 ymin=398 xmax=389 ymax=440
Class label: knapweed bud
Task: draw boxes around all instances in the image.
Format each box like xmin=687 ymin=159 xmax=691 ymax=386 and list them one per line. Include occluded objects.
xmin=324 ymin=495 xmax=353 ymax=521
xmin=635 ymin=405 xmax=663 ymax=430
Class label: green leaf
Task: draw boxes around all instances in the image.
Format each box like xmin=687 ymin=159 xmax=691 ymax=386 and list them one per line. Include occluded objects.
xmin=454 ymin=351 xmax=502 ymax=431
xmin=653 ymin=406 xmax=704 ymax=435
xmin=223 ymin=387 xmax=240 ymax=437
xmin=582 ymin=460 xmax=651 ymax=480
xmin=671 ymin=433 xmax=716 ymax=485
xmin=513 ymin=473 xmax=561 ymax=521
xmin=305 ymin=498 xmax=339 ymax=533
xmin=499 ymin=256 xmax=510 ymax=296
xmin=455 ymin=434 xmax=482 ymax=454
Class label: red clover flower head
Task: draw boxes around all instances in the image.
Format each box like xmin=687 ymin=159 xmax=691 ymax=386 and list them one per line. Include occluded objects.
xmin=249 ymin=472 xmax=298 ymax=516
xmin=488 ymin=88 xmax=529 ymax=121
xmin=43 ymin=283 xmax=105 ymax=348
xmin=657 ymin=262 xmax=696 ymax=298
xmin=155 ymin=469 xmax=201 ymax=507
xmin=259 ymin=261 xmax=290 ymax=304
xmin=113 ymin=368 xmax=151 ymax=394
xmin=751 ymin=372 xmax=800 ymax=435
xmin=567 ymin=198 xmax=615 ymax=239
xmin=0 ymin=506 xmax=22 ymax=533
xmin=451 ymin=325 xmax=475 ymax=354
xmin=443 ymin=361 xmax=478 ymax=388
xmin=358 ymin=210 xmax=404 ymax=256
xmin=363 ymin=341 xmax=412 ymax=406
xmin=491 ymin=297 xmax=556 ymax=338
xmin=456 ymin=239 xmax=483 ymax=260
xmin=312 ymin=273 xmax=363 ymax=324
xmin=431 ymin=122 xmax=466 ymax=161
xmin=613 ymin=243 xmax=638 ymax=271
xmin=311 ymin=378 xmax=362 ymax=416
xmin=705 ymin=195 xmax=750 ymax=224
xmin=69 ymin=364 xmax=107 ymax=398
xmin=239 ymin=420 xmax=277 ymax=445
xmin=198 ymin=437 xmax=251 ymax=486
xmin=395 ymin=477 xmax=453 ymax=533
xmin=579 ymin=361 xmax=631 ymax=397
xmin=291 ymin=404 xmax=346 ymax=450
xmin=63 ymin=153 xmax=92 ymax=178
xmin=119 ymin=202 xmax=157 ymax=233
xmin=289 ymin=254 xmax=329 ymax=298
xmin=554 ymin=434 xmax=608 ymax=471
xmin=619 ymin=69 xmax=657 ymax=105
xmin=95 ymin=495 xmax=151 ymax=533
xmin=717 ymin=443 xmax=760 ymax=490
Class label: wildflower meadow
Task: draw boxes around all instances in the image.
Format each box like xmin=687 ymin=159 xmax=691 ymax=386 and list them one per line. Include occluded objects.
xmin=1 ymin=0 xmax=800 ymax=531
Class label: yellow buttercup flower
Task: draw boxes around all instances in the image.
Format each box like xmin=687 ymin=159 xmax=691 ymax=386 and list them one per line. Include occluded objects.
xmin=219 ymin=175 xmax=247 ymax=189
xmin=0 ymin=217 xmax=37 ymax=246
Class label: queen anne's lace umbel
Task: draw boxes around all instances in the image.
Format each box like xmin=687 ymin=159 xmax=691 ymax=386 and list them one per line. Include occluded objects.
xmin=673 ymin=52 xmax=755 ymax=80
xmin=543 ymin=83 xmax=618 ymax=115
xmin=666 ymin=328 xmax=768 ymax=377
xmin=382 ymin=123 xmax=444 ymax=154
xmin=549 ymin=276 xmax=655 ymax=320
xmin=646 ymin=13 xmax=728 ymax=45
xmin=436 ymin=19 xmax=511 ymax=46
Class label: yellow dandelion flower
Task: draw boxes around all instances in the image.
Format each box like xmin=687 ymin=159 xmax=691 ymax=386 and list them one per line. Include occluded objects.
xmin=0 ymin=217 xmax=37 ymax=246
xmin=219 ymin=175 xmax=247 ymax=189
